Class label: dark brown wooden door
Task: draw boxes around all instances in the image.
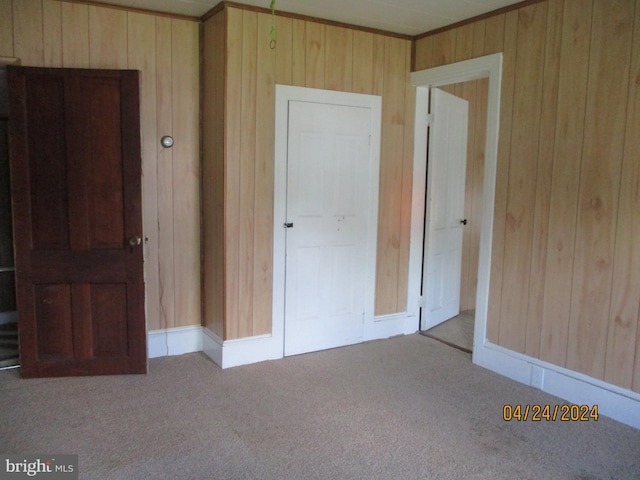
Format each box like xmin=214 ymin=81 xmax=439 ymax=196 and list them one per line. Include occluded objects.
xmin=7 ymin=66 xmax=146 ymax=377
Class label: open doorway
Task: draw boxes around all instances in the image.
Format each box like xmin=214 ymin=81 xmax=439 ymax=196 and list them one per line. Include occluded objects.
xmin=0 ymin=64 xmax=19 ymax=369
xmin=419 ymin=78 xmax=489 ymax=354
xmin=407 ymin=53 xmax=502 ymax=365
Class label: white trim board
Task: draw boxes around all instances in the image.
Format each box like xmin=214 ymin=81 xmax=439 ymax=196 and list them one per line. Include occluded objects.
xmin=203 ymin=328 xmax=282 ymax=369
xmin=201 ymin=312 xmax=418 ymax=369
xmin=476 ymin=342 xmax=640 ymax=429
xmin=409 ymin=53 xmax=640 ymax=431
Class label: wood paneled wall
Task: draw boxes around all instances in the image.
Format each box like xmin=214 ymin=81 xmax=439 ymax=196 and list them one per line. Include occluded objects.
xmin=0 ymin=0 xmax=201 ymax=331
xmin=202 ymin=6 xmax=414 ymax=340
xmin=202 ymin=10 xmax=226 ymax=339
xmin=414 ymin=0 xmax=640 ymax=393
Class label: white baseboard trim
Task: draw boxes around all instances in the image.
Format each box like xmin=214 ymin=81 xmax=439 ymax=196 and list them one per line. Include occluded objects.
xmin=148 ymin=326 xmax=203 ymax=358
xmin=474 ymin=341 xmax=640 ymax=430
xmin=202 ymin=314 xmax=418 ymax=369
xmin=365 ymin=312 xmax=418 ymax=341
xmin=202 ymin=328 xmax=283 ymax=369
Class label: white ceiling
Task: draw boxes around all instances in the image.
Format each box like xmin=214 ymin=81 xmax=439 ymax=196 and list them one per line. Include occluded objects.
xmin=89 ymin=0 xmax=523 ymax=36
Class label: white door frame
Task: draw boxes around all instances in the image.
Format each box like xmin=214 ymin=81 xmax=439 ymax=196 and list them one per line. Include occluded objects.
xmin=408 ymin=53 xmax=502 ymax=360
xmin=273 ymin=85 xmax=382 ymax=357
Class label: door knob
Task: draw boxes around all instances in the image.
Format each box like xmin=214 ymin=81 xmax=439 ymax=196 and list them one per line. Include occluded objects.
xmin=129 ymin=235 xmax=142 ymax=246
xmin=284 ymin=223 xmax=294 ymax=228
xmin=460 ymin=219 xmax=467 ymax=225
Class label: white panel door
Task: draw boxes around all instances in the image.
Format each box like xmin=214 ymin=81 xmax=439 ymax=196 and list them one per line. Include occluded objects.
xmin=421 ymin=88 xmax=469 ymax=330
xmin=284 ymin=101 xmax=374 ymax=356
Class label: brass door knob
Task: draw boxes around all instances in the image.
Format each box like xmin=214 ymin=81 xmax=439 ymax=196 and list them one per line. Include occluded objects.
xmin=129 ymin=235 xmax=142 ymax=246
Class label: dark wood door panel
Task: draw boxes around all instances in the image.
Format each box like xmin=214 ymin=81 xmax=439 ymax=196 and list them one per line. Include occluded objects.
xmin=34 ymin=284 xmax=73 ymax=360
xmin=8 ymin=66 xmax=146 ymax=378
xmin=21 ymin=282 xmax=143 ymax=377
xmin=25 ymin=74 xmax=69 ymax=250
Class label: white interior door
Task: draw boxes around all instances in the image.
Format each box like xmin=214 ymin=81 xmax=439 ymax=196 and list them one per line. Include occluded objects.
xmin=284 ymin=100 xmax=375 ymax=356
xmin=421 ymin=88 xmax=469 ymax=330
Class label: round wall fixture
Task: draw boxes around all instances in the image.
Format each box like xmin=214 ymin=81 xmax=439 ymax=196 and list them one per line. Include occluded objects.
xmin=161 ymin=135 xmax=174 ymax=148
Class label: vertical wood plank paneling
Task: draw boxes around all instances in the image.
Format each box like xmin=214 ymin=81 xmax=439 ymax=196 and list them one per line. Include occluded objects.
xmin=454 ymin=23 xmax=474 ymax=62
xmin=375 ymin=36 xmax=407 ymax=315
xmin=413 ymin=35 xmax=433 ymax=71
xmin=371 ymin=34 xmax=385 ymax=96
xmin=42 ymin=0 xmax=62 ymax=67
xmin=397 ymin=42 xmax=414 ymax=311
xmin=540 ymin=0 xmax=592 ymax=366
xmin=498 ymin=2 xmax=547 ymax=353
xmin=566 ymin=0 xmax=634 ymax=379
xmin=171 ymin=19 xmax=200 ymax=328
xmin=128 ymin=11 xmax=160 ymax=330
xmin=305 ymin=22 xmax=324 ymax=89
xmin=238 ymin=11 xmax=257 ymax=338
xmin=608 ymin=0 xmax=640 ymax=390
xmin=254 ymin=12 xmax=276 ymax=336
xmin=88 ymin=6 xmax=127 ymax=69
xmin=626 ymin=3 xmax=640 ymax=394
xmin=485 ymin=12 xmax=511 ymax=343
xmin=275 ymin=15 xmax=292 ymax=85
xmin=291 ymin=19 xmax=305 ymax=86
xmin=483 ymin=14 xmax=505 ymax=55
xmin=225 ymin=7 xmax=243 ymax=339
xmin=13 ymin=0 xmax=44 ymax=65
xmin=352 ymin=31 xmax=373 ymax=94
xmin=325 ymin=25 xmax=352 ymax=91
xmin=202 ymin=11 xmax=226 ymax=338
xmin=61 ymin=2 xmax=89 ymax=67
xmin=525 ymin=0 xmax=563 ymax=358
xmin=155 ymin=16 xmax=175 ymax=330
xmin=431 ymin=29 xmax=456 ymax=67
xmin=0 ymin=0 xmax=14 ymax=57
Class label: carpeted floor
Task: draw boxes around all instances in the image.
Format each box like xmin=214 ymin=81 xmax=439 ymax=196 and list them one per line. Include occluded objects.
xmin=1 ymin=334 xmax=639 ymax=479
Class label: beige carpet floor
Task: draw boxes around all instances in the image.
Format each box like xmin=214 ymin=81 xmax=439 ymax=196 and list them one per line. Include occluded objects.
xmin=1 ymin=334 xmax=639 ymax=479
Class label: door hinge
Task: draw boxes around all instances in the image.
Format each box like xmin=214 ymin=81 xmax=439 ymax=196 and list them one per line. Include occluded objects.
xmin=425 ymin=113 xmax=434 ymax=127
xmin=418 ymin=296 xmax=426 ymax=309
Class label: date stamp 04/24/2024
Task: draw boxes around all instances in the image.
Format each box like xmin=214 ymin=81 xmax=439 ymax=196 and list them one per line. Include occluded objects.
xmin=503 ymin=404 xmax=599 ymax=422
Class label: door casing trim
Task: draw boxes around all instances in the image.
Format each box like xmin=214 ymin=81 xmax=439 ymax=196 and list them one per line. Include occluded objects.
xmin=408 ymin=53 xmax=503 ymax=357
xmin=272 ymin=85 xmax=382 ymax=358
